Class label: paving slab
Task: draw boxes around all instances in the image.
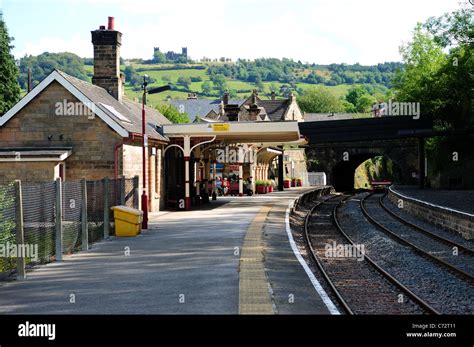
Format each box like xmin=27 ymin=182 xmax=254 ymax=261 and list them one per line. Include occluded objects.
xmin=0 ymin=188 xmax=324 ymax=314
xmin=263 ymin=195 xmax=333 ymax=314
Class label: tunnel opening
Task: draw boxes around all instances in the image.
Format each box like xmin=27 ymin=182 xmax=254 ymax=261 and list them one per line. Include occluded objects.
xmin=332 ymin=154 xmax=402 ymax=192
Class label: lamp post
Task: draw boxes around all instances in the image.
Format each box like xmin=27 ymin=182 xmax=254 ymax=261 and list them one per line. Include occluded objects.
xmin=141 ymin=76 xmax=171 ymax=229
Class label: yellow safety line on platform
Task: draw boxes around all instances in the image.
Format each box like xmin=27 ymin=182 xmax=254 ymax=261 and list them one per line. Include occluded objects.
xmin=239 ymin=205 xmax=274 ymax=314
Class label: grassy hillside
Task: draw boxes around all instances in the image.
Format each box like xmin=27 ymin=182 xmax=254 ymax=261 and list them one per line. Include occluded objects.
xmin=18 ymin=53 xmax=396 ymax=109
xmin=114 ymin=62 xmax=367 ymax=107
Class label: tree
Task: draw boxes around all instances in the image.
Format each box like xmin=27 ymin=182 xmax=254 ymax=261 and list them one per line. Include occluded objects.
xmin=228 ymin=89 xmax=238 ymax=99
xmin=424 ymin=6 xmax=473 ymax=47
xmin=356 ymin=94 xmax=376 ymax=113
xmin=18 ymin=52 xmax=88 ymax=90
xmin=393 ymin=4 xmax=474 ymax=186
xmin=345 ymin=85 xmax=369 ymax=106
xmin=297 ymin=87 xmax=344 ymax=113
xmin=393 ymin=23 xmax=447 ymax=112
xmin=0 ymin=13 xmax=21 ymax=115
xmin=255 ymin=75 xmax=264 ymax=91
xmin=156 ymin=104 xmax=190 ymax=124
xmin=177 ymin=76 xmax=191 ymax=89
xmin=210 ymin=74 xmax=227 ymax=94
xmin=269 ymin=83 xmax=278 ymax=93
xmin=153 ymin=50 xmax=167 ymax=63
xmin=124 ymin=65 xmax=137 ymax=82
xmin=201 ymin=81 xmax=212 ymax=95
xmin=341 ymin=100 xmax=357 ymax=113
xmin=279 ymin=84 xmax=296 ymax=98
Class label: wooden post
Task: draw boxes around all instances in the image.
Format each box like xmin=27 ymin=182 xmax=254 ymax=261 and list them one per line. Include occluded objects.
xmin=55 ymin=178 xmax=63 ymax=262
xmin=14 ymin=180 xmax=26 ymax=280
xmin=133 ymin=175 xmax=139 ymax=209
xmin=103 ymin=177 xmax=110 ymax=239
xmin=81 ymin=178 xmax=88 ymax=251
xmin=120 ymin=176 xmax=126 ymax=205
xmin=278 ymin=149 xmax=284 ymax=191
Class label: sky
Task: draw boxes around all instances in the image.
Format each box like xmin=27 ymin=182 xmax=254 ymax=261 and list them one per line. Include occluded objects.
xmin=0 ymin=0 xmax=464 ymax=65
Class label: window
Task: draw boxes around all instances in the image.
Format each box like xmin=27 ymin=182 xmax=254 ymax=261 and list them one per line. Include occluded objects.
xmin=99 ymin=103 xmax=132 ymax=123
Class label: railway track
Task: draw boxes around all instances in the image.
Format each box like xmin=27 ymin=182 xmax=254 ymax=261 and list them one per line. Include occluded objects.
xmin=303 ymin=193 xmax=438 ymax=315
xmin=379 ymin=193 xmax=474 ymax=254
xmin=361 ymin=193 xmax=474 ymax=283
xmin=335 ymin=192 xmax=473 ymax=314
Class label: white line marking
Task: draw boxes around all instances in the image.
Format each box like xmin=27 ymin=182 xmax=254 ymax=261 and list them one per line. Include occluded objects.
xmin=285 ymin=200 xmax=340 ymax=315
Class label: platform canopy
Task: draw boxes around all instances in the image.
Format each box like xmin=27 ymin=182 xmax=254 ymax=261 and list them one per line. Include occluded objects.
xmin=0 ymin=147 xmax=72 ymax=161
xmin=162 ymin=121 xmax=302 ymax=143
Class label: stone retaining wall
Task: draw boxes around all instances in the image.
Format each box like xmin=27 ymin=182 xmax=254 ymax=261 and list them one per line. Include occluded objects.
xmin=387 ymin=187 xmax=474 ymax=240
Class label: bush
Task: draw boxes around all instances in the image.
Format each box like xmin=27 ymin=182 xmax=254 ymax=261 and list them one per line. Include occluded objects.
xmin=156 ymin=104 xmax=190 ymax=124
xmin=297 ymin=86 xmax=344 ymax=113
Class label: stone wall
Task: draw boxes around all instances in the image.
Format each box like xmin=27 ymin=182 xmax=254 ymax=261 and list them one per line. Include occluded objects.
xmin=122 ymin=143 xmax=165 ymax=211
xmin=284 ymin=148 xmax=308 ymax=183
xmin=283 ymin=97 xmax=304 ymax=121
xmin=0 ymin=81 xmax=166 ymax=211
xmin=0 ymin=162 xmax=57 ymax=183
xmin=0 ymin=81 xmax=123 ymax=182
xmin=387 ymin=187 xmax=474 ymax=240
xmin=306 ymin=138 xmax=419 ymax=190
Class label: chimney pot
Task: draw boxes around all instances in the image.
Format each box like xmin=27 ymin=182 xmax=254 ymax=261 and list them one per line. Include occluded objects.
xmin=99 ymin=25 xmax=106 ymax=30
xmin=108 ymin=17 xmax=115 ymax=30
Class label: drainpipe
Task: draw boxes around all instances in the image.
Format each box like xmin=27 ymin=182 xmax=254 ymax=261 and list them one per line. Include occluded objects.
xmin=114 ymin=141 xmax=124 ymax=179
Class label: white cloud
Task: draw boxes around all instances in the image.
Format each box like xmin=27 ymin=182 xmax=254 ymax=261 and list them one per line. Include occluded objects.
xmin=10 ymin=0 xmax=463 ymax=63
xmin=15 ymin=35 xmax=92 ymax=58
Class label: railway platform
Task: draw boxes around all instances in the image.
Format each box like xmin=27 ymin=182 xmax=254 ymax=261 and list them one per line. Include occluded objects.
xmin=388 ymin=185 xmax=474 ymax=240
xmin=0 ymin=187 xmax=333 ymax=315
xmin=391 ymin=185 xmax=474 ymax=215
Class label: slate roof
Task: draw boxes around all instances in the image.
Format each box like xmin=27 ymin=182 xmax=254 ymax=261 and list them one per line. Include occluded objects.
xmin=169 ymin=94 xmax=299 ymax=123
xmin=241 ymin=96 xmax=291 ymax=121
xmin=56 ymin=70 xmax=171 ymax=141
xmin=168 ymin=99 xmax=244 ymax=123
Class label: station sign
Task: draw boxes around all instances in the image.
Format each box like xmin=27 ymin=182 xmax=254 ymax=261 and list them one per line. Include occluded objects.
xmin=211 ymin=123 xmax=230 ymax=132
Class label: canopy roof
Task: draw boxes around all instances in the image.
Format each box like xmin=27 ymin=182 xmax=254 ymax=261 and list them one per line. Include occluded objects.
xmin=162 ymin=121 xmax=302 ymax=144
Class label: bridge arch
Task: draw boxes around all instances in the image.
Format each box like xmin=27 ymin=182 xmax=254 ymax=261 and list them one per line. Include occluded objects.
xmin=306 ymin=138 xmax=419 ymax=192
xmin=332 ymin=153 xmax=403 ymax=191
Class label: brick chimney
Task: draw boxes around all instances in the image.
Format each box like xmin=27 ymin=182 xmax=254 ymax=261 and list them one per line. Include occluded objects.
xmin=288 ymin=91 xmax=296 ymax=103
xmin=247 ymin=92 xmax=260 ymax=121
xmin=91 ymin=17 xmax=123 ymax=101
xmin=223 ymin=91 xmax=229 ymax=105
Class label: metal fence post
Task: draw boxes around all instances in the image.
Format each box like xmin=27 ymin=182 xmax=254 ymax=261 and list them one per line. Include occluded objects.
xmin=55 ymin=178 xmax=63 ymax=262
xmin=133 ymin=175 xmax=139 ymax=209
xmin=14 ymin=180 xmax=26 ymax=280
xmin=81 ymin=178 xmax=88 ymax=251
xmin=120 ymin=176 xmax=125 ymax=205
xmin=103 ymin=177 xmax=110 ymax=239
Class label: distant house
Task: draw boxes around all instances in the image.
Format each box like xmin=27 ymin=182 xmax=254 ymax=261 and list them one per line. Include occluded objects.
xmin=169 ymin=90 xmax=304 ymax=123
xmin=167 ymin=90 xmax=307 ymax=183
xmin=0 ymin=18 xmax=170 ymax=211
xmin=168 ymin=96 xmax=243 ymax=123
